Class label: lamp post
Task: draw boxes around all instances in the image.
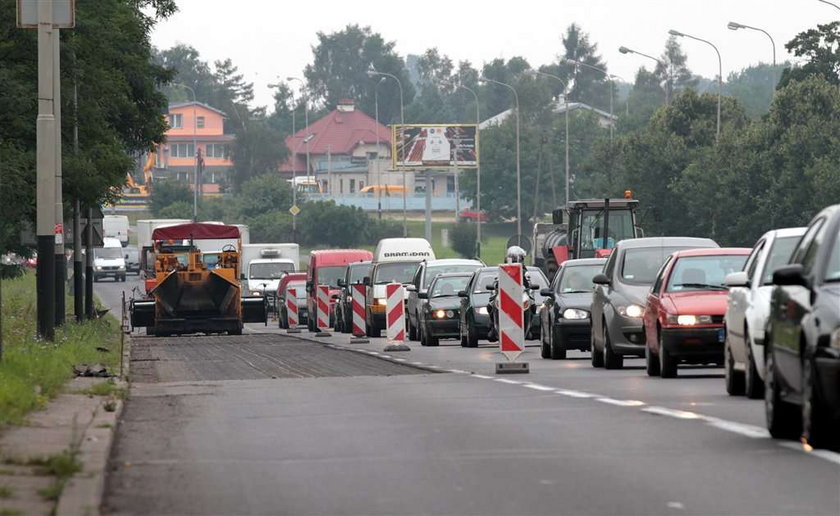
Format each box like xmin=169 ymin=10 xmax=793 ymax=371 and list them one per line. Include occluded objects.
xmin=727 ymin=22 xmax=776 ymax=66
xmin=172 ymin=84 xmax=199 ymax=221
xmin=669 ymin=29 xmax=722 ymax=142
xmin=286 ymin=77 xmax=310 ymax=185
xmin=818 ymin=0 xmax=840 ymax=10
xmin=619 ymin=46 xmax=670 ymax=104
xmin=479 ymin=76 xmax=522 ymax=240
xmin=563 ymin=58 xmax=615 ymax=140
xmin=367 ymin=70 xmax=407 ymax=236
xmin=374 ymin=77 xmax=386 ymax=219
xmin=525 ymin=70 xmax=571 ymax=206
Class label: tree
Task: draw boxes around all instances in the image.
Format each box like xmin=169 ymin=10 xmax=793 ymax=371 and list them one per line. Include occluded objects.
xmin=150 ymin=181 xmax=192 ymax=216
xmin=723 ymin=64 xmax=787 ymax=117
xmin=656 ymin=36 xmax=697 ymax=102
xmin=560 ymin=24 xmax=613 ymax=111
xmin=231 ymin=173 xmax=293 ymax=220
xmin=618 ymin=68 xmax=666 ymax=133
xmin=780 ymin=21 xmax=840 ymax=88
xmin=304 ymin=25 xmax=415 ymax=124
xmin=230 ymin=119 xmax=287 ymax=191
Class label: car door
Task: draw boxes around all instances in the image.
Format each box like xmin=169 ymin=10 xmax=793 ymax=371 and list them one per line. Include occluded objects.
xmin=407 ymin=264 xmax=423 ymax=328
xmin=644 ymin=255 xmax=672 ymax=350
xmin=460 ymin=272 xmax=476 ymax=336
xmin=544 ymin=266 xmax=563 ymax=341
xmin=592 ymin=251 xmax=618 ymax=349
xmin=730 ymin=239 xmax=765 ymax=362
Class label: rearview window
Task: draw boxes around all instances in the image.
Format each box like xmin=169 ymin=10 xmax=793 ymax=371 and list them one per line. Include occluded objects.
xmin=621 ymin=247 xmax=693 ymax=285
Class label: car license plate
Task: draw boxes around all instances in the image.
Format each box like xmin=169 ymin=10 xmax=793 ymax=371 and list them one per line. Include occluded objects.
xmin=717 ymin=328 xmax=725 ymax=343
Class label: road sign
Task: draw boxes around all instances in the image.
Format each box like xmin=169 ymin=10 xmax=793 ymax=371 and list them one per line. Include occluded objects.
xmin=316 ymin=284 xmax=330 ymax=332
xmin=351 ymin=284 xmax=366 ymax=338
xmin=498 ymin=263 xmax=525 ymax=362
xmin=54 ymin=223 xmax=64 ymax=245
xmin=384 ymin=283 xmax=409 ymax=351
xmin=286 ymin=288 xmax=299 ymax=328
xmin=289 ymin=205 xmax=301 ymax=216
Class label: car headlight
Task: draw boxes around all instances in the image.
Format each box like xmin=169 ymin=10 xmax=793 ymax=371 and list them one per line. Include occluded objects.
xmin=476 ymin=306 xmax=488 ymax=315
xmin=250 ymin=291 xmax=263 ymax=296
xmin=829 ymin=328 xmax=840 ymax=349
xmin=118 ymin=266 xmax=126 ymax=271
xmin=618 ymin=304 xmax=644 ymax=318
xmin=563 ymin=308 xmax=589 ymax=320
xmin=94 ymin=266 xmax=102 ymax=271
xmin=666 ymin=314 xmax=713 ymax=326
xmin=375 ymin=298 xmax=387 ymax=306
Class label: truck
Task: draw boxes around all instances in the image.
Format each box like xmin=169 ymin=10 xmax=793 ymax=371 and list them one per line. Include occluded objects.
xmin=199 ymin=223 xmax=251 ymax=268
xmin=136 ymin=218 xmax=191 ymax=292
xmin=533 ymin=195 xmax=642 ymax=280
xmin=103 ymin=215 xmax=130 ymax=246
xmin=130 ymin=222 xmax=267 ymax=336
xmin=241 ymin=243 xmax=300 ymax=300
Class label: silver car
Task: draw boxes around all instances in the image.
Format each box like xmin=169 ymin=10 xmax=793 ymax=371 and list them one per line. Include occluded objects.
xmin=591 ymin=237 xmax=718 ymax=369
xmin=722 ymin=227 xmax=805 ymax=398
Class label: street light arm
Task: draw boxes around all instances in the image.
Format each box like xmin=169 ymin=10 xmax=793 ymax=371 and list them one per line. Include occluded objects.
xmin=670 ymin=30 xmax=722 ymax=141
xmin=818 ymin=0 xmax=840 ymax=11
xmin=728 ymin=22 xmax=776 ymax=66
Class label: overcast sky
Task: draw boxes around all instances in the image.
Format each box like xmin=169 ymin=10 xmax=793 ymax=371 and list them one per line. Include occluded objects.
xmin=151 ymin=0 xmax=838 ymax=110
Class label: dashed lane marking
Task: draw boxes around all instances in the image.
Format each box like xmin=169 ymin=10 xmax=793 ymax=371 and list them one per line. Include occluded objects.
xmin=554 ymin=389 xmax=599 ymax=398
xmin=596 ymin=397 xmax=646 ymax=407
xmin=522 ymin=383 xmax=556 ymax=392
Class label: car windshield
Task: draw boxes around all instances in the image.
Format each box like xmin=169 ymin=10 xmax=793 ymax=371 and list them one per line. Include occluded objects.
xmin=826 ymin=230 xmax=840 ymax=282
xmin=250 ymin=262 xmax=295 ymax=280
xmin=94 ymin=247 xmax=123 ymax=260
xmin=666 ymin=255 xmax=748 ymax=292
xmin=430 ymin=276 xmax=471 ymax=297
xmin=318 ymin=266 xmax=347 ymax=288
xmin=473 ymin=271 xmax=498 ymax=293
xmin=526 ymin=268 xmax=550 ymax=302
xmin=761 ymin=236 xmax=801 ymax=285
xmin=423 ymin=264 xmax=481 ymax=288
xmin=374 ymin=262 xmax=420 ymax=284
xmin=348 ymin=264 xmax=370 ymax=284
xmin=621 ymin=246 xmax=696 ymax=285
xmin=557 ymin=264 xmax=603 ymax=293
xmin=578 ymin=209 xmax=635 ymax=252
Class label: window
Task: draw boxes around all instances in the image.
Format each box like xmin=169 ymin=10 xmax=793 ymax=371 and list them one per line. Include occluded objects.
xmin=666 ymin=255 xmax=749 ymax=292
xmin=743 ymin=240 xmax=765 ymax=281
xmin=650 ymin=256 xmax=673 ymax=295
xmin=205 ymin=144 xmax=228 ymax=159
xmin=792 ymin=219 xmax=825 ymax=265
xmin=169 ymin=113 xmax=182 ymax=129
xmin=196 ymin=116 xmax=205 ymax=129
xmin=761 ymin=236 xmax=800 ymax=285
xmin=825 ymin=229 xmax=840 ymax=282
xmin=359 ymin=181 xmax=365 ymax=190
xmin=349 ymin=179 xmax=356 ymax=193
xmin=558 ymin=264 xmax=604 ymax=294
xmin=170 ymin=143 xmax=195 ymax=158
xmin=340 ymin=179 xmax=344 ymax=193
xmin=621 ymin=247 xmax=691 ymax=285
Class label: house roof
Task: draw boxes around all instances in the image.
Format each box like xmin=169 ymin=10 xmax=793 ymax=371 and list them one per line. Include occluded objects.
xmin=280 ymin=103 xmax=391 ymax=172
xmin=169 ymin=101 xmax=228 ymax=117
xmin=479 ymin=99 xmax=617 ymax=130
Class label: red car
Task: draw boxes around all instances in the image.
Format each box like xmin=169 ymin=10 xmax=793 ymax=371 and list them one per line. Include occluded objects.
xmin=643 ymin=248 xmax=751 ymax=378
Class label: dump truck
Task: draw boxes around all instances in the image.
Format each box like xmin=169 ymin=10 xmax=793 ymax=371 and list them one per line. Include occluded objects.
xmin=130 ymin=222 xmax=267 ymax=336
xmin=533 ymin=194 xmax=642 ymax=280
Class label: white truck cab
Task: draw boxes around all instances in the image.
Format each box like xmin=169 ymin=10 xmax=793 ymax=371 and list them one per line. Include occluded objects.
xmin=93 ymin=237 xmax=127 ymax=282
xmin=241 ymin=244 xmax=300 ymax=297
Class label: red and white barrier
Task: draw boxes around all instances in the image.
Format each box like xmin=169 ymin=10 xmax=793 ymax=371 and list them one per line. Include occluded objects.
xmin=316 ymin=284 xmax=330 ymax=331
xmin=385 ymin=283 xmax=406 ymax=343
xmin=352 ymin=284 xmax=366 ymax=337
xmin=286 ymin=288 xmax=299 ymax=328
xmin=498 ymin=263 xmax=525 ymax=362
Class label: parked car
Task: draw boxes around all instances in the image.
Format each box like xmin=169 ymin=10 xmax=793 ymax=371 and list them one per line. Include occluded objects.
xmin=125 ymin=245 xmax=141 ymax=275
xmin=764 ymin=204 xmax=840 ymax=447
xmin=406 ymin=258 xmax=483 ymax=341
xmin=417 ymin=273 xmax=473 ymax=346
xmin=540 ymin=258 xmax=606 ymax=359
xmin=335 ymin=261 xmax=371 ymax=334
xmin=643 ymin=248 xmax=750 ymax=378
xmin=458 ymin=267 xmax=500 ymax=347
xmin=278 ymin=274 xmax=308 ymax=329
xmin=591 ymin=237 xmax=719 ymax=369
xmin=723 ymin=227 xmax=806 ymax=397
xmin=306 ymin=249 xmax=373 ymax=331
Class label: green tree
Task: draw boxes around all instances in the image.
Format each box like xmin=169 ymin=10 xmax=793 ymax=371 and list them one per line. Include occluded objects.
xmin=231 ymin=173 xmax=293 ymax=220
xmin=656 ymin=36 xmax=697 ymax=102
xmin=230 ymin=119 xmax=287 ymax=191
xmin=780 ymin=21 xmax=840 ymax=88
xmin=150 ymin=181 xmax=191 ymax=216
xmin=560 ymin=24 xmax=613 ymax=112
xmin=723 ymin=64 xmax=787 ymax=117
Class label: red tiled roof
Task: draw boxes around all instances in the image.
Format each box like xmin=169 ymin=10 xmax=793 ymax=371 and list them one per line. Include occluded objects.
xmin=280 ymin=105 xmax=391 ymax=172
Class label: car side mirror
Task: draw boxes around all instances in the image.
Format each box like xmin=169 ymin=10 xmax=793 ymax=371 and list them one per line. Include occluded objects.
xmin=529 ymin=284 xmax=540 ymax=290
xmin=724 ymin=271 xmax=750 ymax=288
xmin=772 ymin=264 xmax=808 ymax=287
xmin=592 ymin=273 xmax=610 ymax=285
xmin=362 ymin=277 xmax=370 ymax=286
xmin=418 ymin=292 xmax=428 ymax=299
xmin=337 ymin=278 xmax=346 ymax=287
xmin=457 ymin=290 xmax=467 ymax=297
xmin=125 ymin=254 xmax=129 ymax=259
xmin=240 ymin=273 xmax=246 ymax=280
xmin=486 ymin=284 xmax=496 ymax=291
xmin=540 ymin=288 xmax=555 ymax=298
xmin=406 ymin=285 xmax=417 ymax=292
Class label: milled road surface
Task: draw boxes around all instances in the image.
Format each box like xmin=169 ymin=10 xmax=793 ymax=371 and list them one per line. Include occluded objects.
xmin=101 ymin=279 xmax=840 ymax=515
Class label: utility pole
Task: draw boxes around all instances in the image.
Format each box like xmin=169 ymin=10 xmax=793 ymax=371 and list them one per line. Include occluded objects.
xmin=73 ymin=81 xmax=83 ymax=321
xmin=85 ymin=206 xmax=94 ymax=319
xmin=54 ymin=26 xmax=65 ymax=327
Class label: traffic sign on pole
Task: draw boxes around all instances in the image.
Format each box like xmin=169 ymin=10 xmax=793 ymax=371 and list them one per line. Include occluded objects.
xmin=496 ymin=263 xmax=528 ymax=373
xmin=384 ymin=283 xmax=409 ymax=351
xmin=285 ymin=288 xmax=300 ymax=333
xmin=315 ymin=284 xmax=331 ymax=337
xmin=350 ymin=284 xmax=368 ymax=343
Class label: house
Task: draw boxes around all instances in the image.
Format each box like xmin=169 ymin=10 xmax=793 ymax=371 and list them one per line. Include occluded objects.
xmin=151 ymin=101 xmax=235 ymax=194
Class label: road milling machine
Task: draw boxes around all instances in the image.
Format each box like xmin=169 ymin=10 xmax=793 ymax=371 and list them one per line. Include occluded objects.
xmin=130 ymin=223 xmax=267 ymax=336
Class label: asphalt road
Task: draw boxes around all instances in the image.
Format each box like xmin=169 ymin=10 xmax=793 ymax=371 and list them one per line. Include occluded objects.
xmin=99 ymin=278 xmax=840 ymax=515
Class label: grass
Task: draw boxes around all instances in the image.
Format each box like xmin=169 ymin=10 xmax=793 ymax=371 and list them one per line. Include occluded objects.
xmin=0 ymin=485 xmax=11 ymax=498
xmin=0 ymin=273 xmax=121 ymax=425
xmin=78 ymin=378 xmax=126 ymax=399
xmin=34 ymin=450 xmax=82 ymax=501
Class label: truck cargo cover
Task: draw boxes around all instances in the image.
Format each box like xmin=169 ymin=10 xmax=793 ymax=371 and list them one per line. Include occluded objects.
xmin=152 ymin=222 xmax=240 ymax=241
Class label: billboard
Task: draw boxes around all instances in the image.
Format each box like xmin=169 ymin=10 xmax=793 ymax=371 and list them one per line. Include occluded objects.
xmin=392 ymin=124 xmax=478 ymax=170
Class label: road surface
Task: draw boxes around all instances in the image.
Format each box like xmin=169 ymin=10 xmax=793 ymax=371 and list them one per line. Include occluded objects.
xmin=99 ymin=278 xmax=840 ymax=515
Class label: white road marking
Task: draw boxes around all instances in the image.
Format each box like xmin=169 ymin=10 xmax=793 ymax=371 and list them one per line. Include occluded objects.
xmin=703 ymin=417 xmax=770 ymax=439
xmin=494 ymin=378 xmax=522 ymax=385
xmin=642 ymin=406 xmax=703 ymax=419
xmin=596 ymin=397 xmax=646 ymax=407
xmin=411 ymin=361 xmax=424 ymax=366
xmin=472 ymin=374 xmax=492 ymax=379
xmin=554 ymin=389 xmax=598 ymax=398
xmin=778 ymin=441 xmax=840 ymax=465
xmin=522 ymin=383 xmax=556 ymax=392
xmin=447 ymin=369 xmax=470 ymax=374
xmin=667 ymin=501 xmax=685 ymax=510
xmin=392 ymin=358 xmax=406 ymax=362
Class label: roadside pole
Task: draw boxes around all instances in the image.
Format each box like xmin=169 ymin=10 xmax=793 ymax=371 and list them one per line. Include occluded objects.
xmin=424 ymin=170 xmax=432 ymax=244
xmin=72 ymin=82 xmax=83 ymax=321
xmin=85 ymin=206 xmax=94 ymax=319
xmin=453 ymin=138 xmax=460 ymax=221
xmin=53 ymin=26 xmax=65 ymax=327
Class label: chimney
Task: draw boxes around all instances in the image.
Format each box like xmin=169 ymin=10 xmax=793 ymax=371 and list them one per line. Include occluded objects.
xmin=337 ymin=98 xmax=356 ymax=112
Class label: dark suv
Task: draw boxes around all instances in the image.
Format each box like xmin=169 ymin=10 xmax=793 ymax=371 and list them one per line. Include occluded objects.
xmin=406 ymin=259 xmax=483 ymax=341
xmin=765 ymin=204 xmax=840 ymax=448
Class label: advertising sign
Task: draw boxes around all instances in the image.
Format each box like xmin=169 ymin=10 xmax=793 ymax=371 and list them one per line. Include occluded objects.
xmin=392 ymin=124 xmax=478 ymax=170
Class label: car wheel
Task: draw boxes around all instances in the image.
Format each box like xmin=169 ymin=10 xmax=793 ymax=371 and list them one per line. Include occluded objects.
xmin=550 ymin=326 xmax=567 ymax=360
xmin=744 ymin=328 xmax=764 ymax=399
xmin=603 ymin=324 xmax=623 ymax=369
xmin=427 ymin=332 xmax=439 ymax=347
xmin=590 ymin=326 xmax=604 ymax=368
xmin=724 ymin=337 xmax=745 ymax=395
xmin=540 ymin=321 xmax=551 ymax=358
xmin=659 ymin=337 xmax=677 ymax=378
xmin=645 ymin=335 xmax=660 ymax=377
xmin=467 ymin=318 xmax=479 ymax=348
xmin=801 ymin=354 xmax=836 ymax=448
xmin=408 ymin=315 xmax=418 ymax=341
xmin=764 ymin=344 xmax=800 ymax=440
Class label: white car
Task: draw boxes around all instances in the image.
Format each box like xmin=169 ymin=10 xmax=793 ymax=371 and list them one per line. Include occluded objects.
xmin=723 ymin=227 xmax=805 ymax=398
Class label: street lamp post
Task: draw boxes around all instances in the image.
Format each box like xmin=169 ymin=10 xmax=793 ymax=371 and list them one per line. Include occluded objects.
xmin=526 ymin=69 xmax=571 ymax=205
xmin=669 ymin=29 xmax=722 ymax=142
xmin=368 ymin=70 xmax=407 ymax=237
xmin=447 ymin=82 xmax=483 ymax=258
xmin=818 ymin=0 xmax=840 ymax=10
xmin=564 ymin=58 xmax=615 ymax=140
xmin=287 ymin=77 xmax=310 ymax=185
xmin=727 ymin=22 xmax=776 ymax=66
xmin=374 ymin=77 xmax=386 ymax=219
xmin=479 ymin=76 xmax=522 ymax=240
xmin=618 ymin=46 xmax=670 ymax=104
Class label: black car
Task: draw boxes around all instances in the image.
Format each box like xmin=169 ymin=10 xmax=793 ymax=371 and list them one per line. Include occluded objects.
xmin=335 ymin=261 xmax=371 ymax=334
xmin=765 ymin=204 xmax=840 ymax=448
xmin=406 ymin=259 xmax=483 ymax=341
xmin=540 ymin=258 xmax=606 ymax=359
xmin=487 ymin=267 xmax=549 ymax=342
xmin=417 ymin=273 xmax=473 ymax=346
xmin=458 ymin=267 xmax=499 ymax=347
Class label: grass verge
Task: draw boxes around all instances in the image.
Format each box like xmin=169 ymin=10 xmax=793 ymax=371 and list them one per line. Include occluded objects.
xmin=0 ymin=273 xmax=121 ymax=426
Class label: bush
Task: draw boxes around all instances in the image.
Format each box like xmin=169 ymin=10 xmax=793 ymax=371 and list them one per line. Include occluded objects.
xmin=366 ymin=218 xmax=403 ymax=243
xmin=249 ymin=211 xmax=294 ymax=243
xmin=149 ymin=180 xmax=192 ymax=216
xmin=297 ymin=201 xmax=370 ymax=248
xmin=450 ymin=222 xmax=478 ymax=258
xmin=157 ymin=200 xmax=193 ymax=219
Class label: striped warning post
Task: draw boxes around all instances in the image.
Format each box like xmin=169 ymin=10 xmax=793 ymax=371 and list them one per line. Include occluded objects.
xmin=351 ymin=284 xmax=366 ymax=337
xmin=286 ymin=288 xmax=299 ymax=328
xmin=316 ymin=284 xmax=330 ymax=331
xmin=384 ymin=283 xmax=409 ymax=351
xmin=498 ymin=263 xmax=525 ymax=362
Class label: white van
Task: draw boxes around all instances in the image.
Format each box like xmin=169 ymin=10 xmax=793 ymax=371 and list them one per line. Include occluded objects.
xmin=103 ymin=215 xmax=130 ymax=246
xmin=364 ymin=238 xmax=436 ymax=337
xmin=94 ymin=237 xmax=127 ymax=282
